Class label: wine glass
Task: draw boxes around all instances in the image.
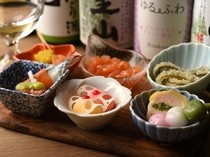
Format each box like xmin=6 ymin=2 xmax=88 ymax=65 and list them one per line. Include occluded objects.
xmin=0 ymin=0 xmax=44 ymax=61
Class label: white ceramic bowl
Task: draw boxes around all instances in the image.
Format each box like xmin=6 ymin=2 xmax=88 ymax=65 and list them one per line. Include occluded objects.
xmin=147 ymin=42 xmax=210 ymax=94
xmin=54 ymin=76 xmax=132 ymax=130
xmin=129 ymin=88 xmax=209 ymax=143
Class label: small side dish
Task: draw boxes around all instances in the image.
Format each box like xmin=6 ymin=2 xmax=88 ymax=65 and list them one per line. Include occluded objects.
xmin=129 ymin=88 xmax=209 ymax=143
xmin=80 ymin=34 xmax=148 ymax=89
xmin=147 ymin=90 xmax=209 ymax=127
xmin=13 ymin=43 xmax=81 ymax=65
xmin=0 ymin=60 xmax=70 ymax=117
xmin=68 ymin=85 xmax=116 ymax=114
xmin=54 ymin=76 xmax=132 ymax=130
xmin=85 ymin=54 xmax=142 ymax=79
xmin=147 ymin=42 xmax=210 ymax=94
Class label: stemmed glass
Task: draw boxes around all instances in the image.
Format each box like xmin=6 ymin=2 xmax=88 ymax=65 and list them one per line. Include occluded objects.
xmin=0 ymin=0 xmax=44 ymax=61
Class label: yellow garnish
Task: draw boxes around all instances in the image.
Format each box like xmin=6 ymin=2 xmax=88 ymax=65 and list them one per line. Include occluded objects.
xmin=34 ymin=49 xmax=55 ymax=64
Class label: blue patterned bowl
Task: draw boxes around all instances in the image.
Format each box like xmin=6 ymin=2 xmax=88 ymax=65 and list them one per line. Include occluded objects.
xmin=0 ymin=60 xmax=69 ymax=117
xmin=147 ymin=42 xmax=210 ymax=94
xmin=129 ymin=88 xmax=209 ymax=143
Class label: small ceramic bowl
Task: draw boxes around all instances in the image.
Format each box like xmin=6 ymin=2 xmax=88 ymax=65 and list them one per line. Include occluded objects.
xmin=147 ymin=42 xmax=210 ymax=94
xmin=54 ymin=76 xmax=132 ymax=130
xmin=13 ymin=43 xmax=81 ymax=65
xmin=129 ymin=88 xmax=209 ymax=143
xmin=0 ymin=60 xmax=69 ymax=117
xmin=80 ymin=34 xmax=148 ymax=89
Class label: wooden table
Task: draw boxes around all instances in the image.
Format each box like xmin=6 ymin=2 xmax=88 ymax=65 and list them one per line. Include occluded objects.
xmin=0 ymin=35 xmax=210 ymax=157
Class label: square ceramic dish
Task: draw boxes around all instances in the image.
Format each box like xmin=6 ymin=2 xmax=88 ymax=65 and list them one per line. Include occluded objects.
xmin=0 ymin=60 xmax=69 ymax=117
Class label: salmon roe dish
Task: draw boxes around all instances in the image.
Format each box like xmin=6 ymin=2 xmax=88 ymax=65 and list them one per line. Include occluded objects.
xmin=85 ymin=55 xmax=142 ymax=78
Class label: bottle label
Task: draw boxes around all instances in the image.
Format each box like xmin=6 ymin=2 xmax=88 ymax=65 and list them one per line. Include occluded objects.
xmin=36 ymin=0 xmax=79 ymax=43
xmin=134 ymin=0 xmax=193 ymax=59
xmin=79 ymin=0 xmax=134 ymax=48
xmin=191 ymin=0 xmax=210 ymax=45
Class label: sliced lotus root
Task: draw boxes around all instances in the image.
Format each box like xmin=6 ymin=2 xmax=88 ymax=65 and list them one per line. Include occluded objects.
xmin=76 ymin=85 xmax=116 ymax=111
xmin=68 ymin=96 xmax=104 ymax=114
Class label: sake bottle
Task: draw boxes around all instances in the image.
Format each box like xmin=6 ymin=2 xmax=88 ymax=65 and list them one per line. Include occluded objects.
xmin=36 ymin=0 xmax=79 ymax=44
xmin=191 ymin=0 xmax=210 ymax=45
xmin=79 ymin=0 xmax=134 ymax=48
xmin=134 ymin=0 xmax=194 ymax=60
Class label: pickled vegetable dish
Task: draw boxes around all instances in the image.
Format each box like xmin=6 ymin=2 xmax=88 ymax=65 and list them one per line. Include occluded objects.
xmin=34 ymin=49 xmax=66 ymax=64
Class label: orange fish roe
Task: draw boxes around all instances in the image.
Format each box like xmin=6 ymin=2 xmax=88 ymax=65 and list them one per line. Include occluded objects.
xmin=86 ymin=55 xmax=142 ymax=78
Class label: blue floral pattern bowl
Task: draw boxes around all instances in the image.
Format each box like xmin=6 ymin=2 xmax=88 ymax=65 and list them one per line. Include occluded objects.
xmin=0 ymin=60 xmax=69 ymax=117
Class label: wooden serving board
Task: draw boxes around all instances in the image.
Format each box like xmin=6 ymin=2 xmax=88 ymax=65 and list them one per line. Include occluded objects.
xmin=0 ymin=71 xmax=210 ymax=157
